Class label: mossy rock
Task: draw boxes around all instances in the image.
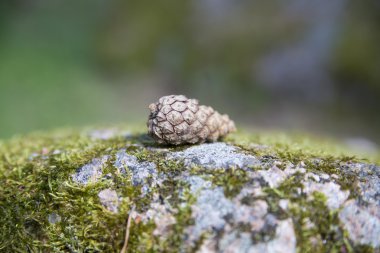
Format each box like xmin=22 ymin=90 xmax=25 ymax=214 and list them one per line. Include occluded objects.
xmin=0 ymin=126 xmax=379 ymax=253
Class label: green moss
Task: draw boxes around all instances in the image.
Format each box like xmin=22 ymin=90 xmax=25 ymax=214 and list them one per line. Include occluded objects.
xmin=209 ymin=167 xmax=251 ymax=198
xmin=255 ymin=176 xmax=341 ymax=253
xmin=0 ymin=126 xmax=378 ymax=252
xmin=231 ymin=129 xmax=379 ymax=164
xmin=257 ymin=170 xmax=375 ymax=253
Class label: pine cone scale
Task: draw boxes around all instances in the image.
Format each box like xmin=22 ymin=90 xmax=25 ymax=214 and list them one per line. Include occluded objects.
xmin=171 ymin=101 xmax=187 ymax=112
xmin=166 ymin=111 xmax=183 ymax=126
xmin=182 ymin=109 xmax=196 ymax=125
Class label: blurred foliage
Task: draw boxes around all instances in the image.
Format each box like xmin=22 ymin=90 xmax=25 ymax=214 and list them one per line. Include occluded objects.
xmin=333 ymin=0 xmax=380 ymax=88
xmin=0 ymin=0 xmax=379 ymax=144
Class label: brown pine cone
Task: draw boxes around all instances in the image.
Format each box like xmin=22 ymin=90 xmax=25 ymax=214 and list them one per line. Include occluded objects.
xmin=147 ymin=95 xmax=236 ymax=145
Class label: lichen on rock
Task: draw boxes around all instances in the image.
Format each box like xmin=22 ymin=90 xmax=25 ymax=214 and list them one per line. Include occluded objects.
xmin=168 ymin=142 xmax=259 ymax=169
xmin=0 ymin=127 xmax=379 ymax=252
xmin=339 ymin=200 xmax=380 ymax=248
xmin=114 ymin=149 xmax=162 ymax=194
xmin=98 ymin=188 xmax=119 ymax=213
xmin=72 ymin=155 xmax=110 ymax=185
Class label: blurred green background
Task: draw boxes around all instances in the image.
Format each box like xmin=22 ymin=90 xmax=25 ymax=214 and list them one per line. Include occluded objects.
xmin=0 ymin=0 xmax=379 ymax=148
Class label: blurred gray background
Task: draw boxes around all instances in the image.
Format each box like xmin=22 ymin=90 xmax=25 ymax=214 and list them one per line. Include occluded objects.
xmin=0 ymin=0 xmax=379 ymax=148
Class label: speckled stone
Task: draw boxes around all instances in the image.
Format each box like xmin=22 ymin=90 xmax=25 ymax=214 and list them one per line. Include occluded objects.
xmin=67 ymin=143 xmax=380 ymax=252
xmin=114 ymin=150 xmax=162 ymax=195
xmin=168 ymin=142 xmax=259 ymax=169
xmin=339 ymin=200 xmax=380 ymax=247
xmin=72 ymin=156 xmax=110 ymax=185
xmin=98 ymin=189 xmax=119 ymax=213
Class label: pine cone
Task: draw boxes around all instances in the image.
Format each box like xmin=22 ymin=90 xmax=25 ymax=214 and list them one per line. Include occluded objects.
xmin=147 ymin=95 xmax=236 ymax=145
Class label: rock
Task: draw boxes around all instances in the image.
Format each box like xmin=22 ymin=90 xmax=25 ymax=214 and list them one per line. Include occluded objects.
xmin=185 ymin=186 xmax=236 ymax=244
xmin=1 ymin=129 xmax=379 ymax=252
xmin=72 ymin=156 xmax=110 ymax=185
xmin=278 ymin=199 xmax=289 ymax=210
xmin=184 ymin=175 xmax=213 ymax=194
xmin=341 ymin=162 xmax=380 ymax=205
xmin=48 ymin=213 xmax=61 ymax=224
xmin=98 ymin=189 xmax=119 ymax=213
xmin=302 ymin=181 xmax=349 ymax=210
xmin=248 ymin=219 xmax=296 ymax=253
xmin=339 ymin=200 xmax=380 ymax=248
xmin=258 ymin=166 xmax=287 ymax=188
xmin=168 ymin=142 xmax=259 ymax=169
xmin=131 ymin=194 xmax=177 ymax=238
xmin=114 ymin=150 xmax=162 ymax=195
